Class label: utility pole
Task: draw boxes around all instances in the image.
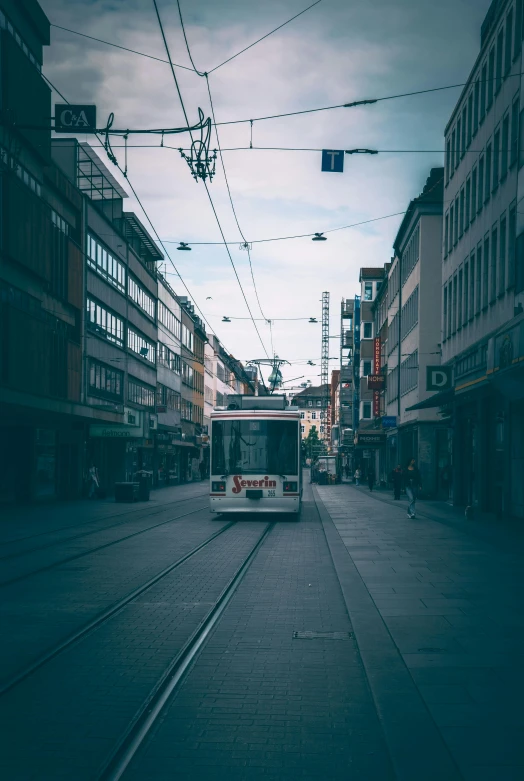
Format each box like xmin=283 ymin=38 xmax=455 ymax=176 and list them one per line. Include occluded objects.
xmin=321 ymin=292 xmax=330 ymax=450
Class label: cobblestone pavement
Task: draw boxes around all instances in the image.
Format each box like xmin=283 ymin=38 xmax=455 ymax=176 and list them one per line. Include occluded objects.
xmin=1 ymin=480 xmax=523 ymax=780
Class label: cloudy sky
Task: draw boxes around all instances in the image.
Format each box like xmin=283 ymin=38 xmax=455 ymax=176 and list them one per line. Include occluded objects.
xmin=41 ymin=0 xmax=491 ymax=387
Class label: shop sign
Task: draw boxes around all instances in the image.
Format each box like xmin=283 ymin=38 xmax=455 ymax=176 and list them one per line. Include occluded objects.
xmin=373 ymin=391 xmax=380 ymax=417
xmin=90 ymin=426 xmax=134 ymax=438
xmin=355 ymin=431 xmax=385 ymax=447
xmin=367 ymin=375 xmax=385 ymax=390
xmin=373 ymin=337 xmax=381 ymax=374
xmin=426 ymin=366 xmax=452 ymax=391
xmin=54 ymin=104 xmax=97 ymax=132
xmin=382 ymin=416 xmax=397 ymax=428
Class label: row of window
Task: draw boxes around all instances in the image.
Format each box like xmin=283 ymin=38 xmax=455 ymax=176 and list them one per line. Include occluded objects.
xmin=182 ymin=323 xmax=194 ymax=352
xmin=443 ymin=205 xmax=516 ymax=339
xmin=299 ymin=411 xmax=325 ymax=419
xmin=156 ymin=383 xmax=181 ymax=411
xmin=0 ymin=9 xmax=41 ymax=71
xmin=89 ymin=360 xmax=123 ymax=401
xmin=446 ymin=0 xmax=522 ymax=183
xmin=401 ymin=286 xmax=419 ymax=340
xmin=301 ymin=425 xmax=325 ymax=433
xmin=400 ymin=350 xmax=418 ymax=396
xmin=158 ymin=342 xmax=181 ymax=374
xmin=87 ymin=297 xmax=157 ymax=363
xmin=128 ymin=379 xmax=155 ymax=408
xmin=401 ymin=225 xmax=420 ymax=286
xmin=1 ymin=146 xmax=43 ymax=197
xmin=128 ymin=276 xmax=155 ymax=319
xmin=181 ymin=360 xmax=194 ymax=388
xmin=87 ymin=234 xmax=126 ymax=293
xmin=444 ymin=97 xmax=519 ymax=256
xmin=181 ymin=398 xmax=193 ymax=422
xmin=158 ymin=301 xmax=181 ymax=340
xmin=127 ymin=327 xmax=156 ymax=364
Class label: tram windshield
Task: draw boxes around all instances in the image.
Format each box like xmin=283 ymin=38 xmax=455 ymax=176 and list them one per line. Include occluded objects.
xmin=211 ymin=420 xmax=298 ymax=475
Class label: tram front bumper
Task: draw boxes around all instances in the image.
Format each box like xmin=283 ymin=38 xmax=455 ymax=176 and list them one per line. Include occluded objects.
xmin=210 ymin=496 xmax=300 ymax=513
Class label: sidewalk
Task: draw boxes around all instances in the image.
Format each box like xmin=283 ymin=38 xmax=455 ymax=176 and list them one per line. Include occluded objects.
xmin=0 ymin=480 xmax=208 ymax=546
xmin=314 ymin=482 xmax=524 ymax=781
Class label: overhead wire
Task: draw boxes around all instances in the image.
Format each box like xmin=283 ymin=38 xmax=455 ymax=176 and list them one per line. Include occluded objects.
xmin=208 ymin=0 xmax=324 ymax=74
xmin=151 ymin=0 xmax=271 ymax=360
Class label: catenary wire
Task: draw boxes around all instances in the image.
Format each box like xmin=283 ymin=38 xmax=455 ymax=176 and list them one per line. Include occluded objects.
xmin=152 ymin=0 xmax=270 ymax=360
xmin=208 ymin=0 xmax=324 ymax=73
xmin=175 ymin=0 xmax=206 ymax=76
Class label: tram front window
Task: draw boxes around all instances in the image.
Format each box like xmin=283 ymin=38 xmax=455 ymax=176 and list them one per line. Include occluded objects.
xmin=212 ymin=420 xmax=298 ymax=475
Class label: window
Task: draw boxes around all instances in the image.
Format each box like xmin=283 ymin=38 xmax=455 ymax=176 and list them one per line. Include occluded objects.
xmin=316 ymin=400 xmax=322 ymax=407
xmin=128 ymin=276 xmax=155 ymax=319
xmin=181 ymin=360 xmax=194 ymax=387
xmin=182 ymin=324 xmax=194 ymax=352
xmin=443 ymin=286 xmax=448 ymax=340
xmin=301 ymin=425 xmax=305 ymax=434
xmin=87 ymin=234 xmax=125 ymax=292
xmin=319 ymin=426 xmax=325 ymax=434
xmin=89 ymin=360 xmax=123 ymax=400
xmin=451 ymin=128 xmax=456 ymax=175
xmin=127 ymin=328 xmax=156 ymax=363
xmin=308 ymin=400 xmax=312 ymax=407
xmin=401 ymin=225 xmax=420 ymax=283
xmin=467 ymin=92 xmax=473 ymax=145
xmin=499 ymin=215 xmax=507 ymax=295
xmin=495 ymin=28 xmax=503 ymax=92
xmin=516 ymin=231 xmax=524 ymax=294
xmin=505 ymin=8 xmax=513 ymax=75
xmin=447 ymin=281 xmax=453 ymax=336
xmin=364 ymin=282 xmax=373 ymax=300
xmin=501 ymin=114 xmax=509 ymax=180
xmin=362 ymin=402 xmax=371 ymax=419
xmin=158 ymin=342 xmax=181 ymax=373
xmin=459 ymin=188 xmax=465 ymax=236
xmin=0 ymin=10 xmax=41 ymax=70
xmin=300 ymin=412 xmax=305 ymax=419
xmin=455 ymin=118 xmax=461 ymax=168
xmin=490 ymin=227 xmax=498 ymax=303
xmin=493 ymin=129 xmax=500 ymax=188
xmin=485 ymin=143 xmax=492 ymax=200
xmin=449 ymin=203 xmax=454 ymax=251
xmin=515 ymin=0 xmax=523 ymax=60
xmin=478 ymin=155 xmax=484 ymax=212
xmin=508 ymin=203 xmax=516 ymax=289
xmin=473 ymin=80 xmax=480 ymax=135
xmin=444 ymin=212 xmax=449 ymax=256
xmin=469 ymin=253 xmax=475 ymax=321
xmin=158 ymin=301 xmax=181 ymax=339
xmin=181 ymin=398 xmax=193 ymax=421
xmin=311 ymin=412 xmax=317 ymax=420
xmin=461 ymin=105 xmax=467 ymax=156
xmin=128 ymin=379 xmax=155 ymax=407
xmin=400 ymin=350 xmax=418 ymax=396
xmin=156 ymin=383 xmax=181 ymax=411
xmin=446 ymin=139 xmax=451 ymax=183
xmin=363 ymin=322 xmax=373 ymax=339
xmin=452 ymin=275 xmax=457 ymax=333
xmin=511 ymin=99 xmax=519 ymax=166
xmin=465 ymin=179 xmax=471 ymax=230
xmin=518 ymin=108 xmax=524 ymax=169
xmin=86 ymin=297 xmax=124 ymax=346
xmin=471 ymin=168 xmax=477 ymax=223
xmin=487 ymin=47 xmax=495 ymax=108
xmin=483 ymin=237 xmax=489 ymax=309
xmin=386 ymin=366 xmax=398 ymax=404
xmin=480 ymin=62 xmax=487 ymax=118
xmin=401 ymin=286 xmax=419 ymax=339
xmin=458 ymin=268 xmax=463 ymax=328
xmin=454 ymin=197 xmax=459 ymax=243
xmin=363 ymin=360 xmax=372 ymax=377
xmin=464 ymin=263 xmax=469 ymax=324
xmin=476 ymin=246 xmax=482 ymax=314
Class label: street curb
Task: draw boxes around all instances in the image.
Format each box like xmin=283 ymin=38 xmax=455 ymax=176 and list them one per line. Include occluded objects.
xmin=313 ymin=486 xmax=463 ymax=781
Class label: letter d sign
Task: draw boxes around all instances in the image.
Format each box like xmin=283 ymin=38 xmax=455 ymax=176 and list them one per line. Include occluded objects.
xmin=426 ymin=365 xmax=452 ymax=391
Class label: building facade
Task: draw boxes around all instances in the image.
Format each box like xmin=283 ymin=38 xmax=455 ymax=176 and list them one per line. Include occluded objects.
xmin=291 ymin=385 xmax=330 ymax=442
xmin=441 ymin=0 xmax=524 ymax=517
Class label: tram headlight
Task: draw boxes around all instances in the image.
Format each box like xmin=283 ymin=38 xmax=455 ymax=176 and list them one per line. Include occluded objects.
xmin=212 ymin=481 xmax=226 ymax=492
xmin=283 ymin=482 xmax=297 ymax=493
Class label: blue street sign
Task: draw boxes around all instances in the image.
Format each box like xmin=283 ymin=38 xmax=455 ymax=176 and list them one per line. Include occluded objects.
xmin=321 ymin=149 xmax=344 ymax=173
xmin=382 ymin=416 xmax=397 ymax=428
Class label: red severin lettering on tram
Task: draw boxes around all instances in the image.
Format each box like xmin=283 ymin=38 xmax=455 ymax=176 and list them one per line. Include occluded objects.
xmin=232 ymin=475 xmax=277 ymax=494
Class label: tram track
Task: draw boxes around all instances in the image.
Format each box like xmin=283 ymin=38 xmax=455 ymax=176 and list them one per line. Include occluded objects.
xmin=98 ymin=521 xmax=274 ymax=781
xmin=0 ymin=518 xmax=237 ymax=697
xmin=0 ymin=502 xmax=210 ymax=589
xmin=0 ymin=491 xmax=208 ymax=555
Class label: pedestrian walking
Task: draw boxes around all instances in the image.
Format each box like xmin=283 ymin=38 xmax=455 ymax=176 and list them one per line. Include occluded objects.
xmin=368 ymin=468 xmax=375 ymax=492
xmin=354 ymin=468 xmax=361 ymax=486
xmin=87 ymin=463 xmax=99 ymax=499
xmin=404 ymin=458 xmax=422 ymax=518
xmin=390 ymin=464 xmax=402 ymax=500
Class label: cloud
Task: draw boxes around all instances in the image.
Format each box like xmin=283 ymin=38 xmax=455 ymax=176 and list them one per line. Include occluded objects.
xmin=41 ymin=0 xmax=491 ymax=380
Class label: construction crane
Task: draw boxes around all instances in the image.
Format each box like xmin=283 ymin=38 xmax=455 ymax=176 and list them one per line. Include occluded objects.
xmin=321 ymin=292 xmax=330 ymax=448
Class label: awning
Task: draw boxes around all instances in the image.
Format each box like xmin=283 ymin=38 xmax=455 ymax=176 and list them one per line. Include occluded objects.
xmin=405 ymin=388 xmax=454 ymax=411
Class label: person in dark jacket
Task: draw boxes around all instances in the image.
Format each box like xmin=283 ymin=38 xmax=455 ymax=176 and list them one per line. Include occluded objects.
xmin=404 ymin=459 xmax=422 ymax=518
xmin=390 ymin=464 xmax=402 ymax=500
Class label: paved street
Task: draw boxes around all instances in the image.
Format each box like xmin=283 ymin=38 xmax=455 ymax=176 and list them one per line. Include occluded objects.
xmin=1 ymin=480 xmax=523 ymax=780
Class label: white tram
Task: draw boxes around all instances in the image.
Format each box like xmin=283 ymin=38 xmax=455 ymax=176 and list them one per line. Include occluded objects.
xmin=209 ymin=395 xmax=302 ymax=515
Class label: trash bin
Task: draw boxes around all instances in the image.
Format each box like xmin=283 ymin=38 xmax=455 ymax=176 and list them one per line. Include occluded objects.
xmin=134 ymin=471 xmax=151 ymax=501
xmin=114 ymin=482 xmax=139 ymax=502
